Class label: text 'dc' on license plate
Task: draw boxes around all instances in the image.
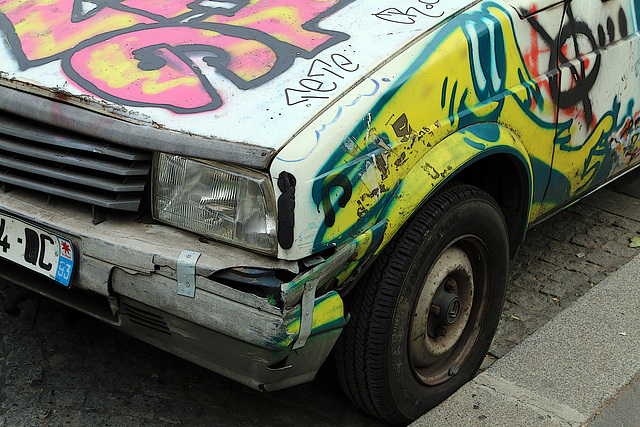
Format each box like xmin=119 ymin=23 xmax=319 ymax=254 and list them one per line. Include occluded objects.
xmin=0 ymin=214 xmax=75 ymax=287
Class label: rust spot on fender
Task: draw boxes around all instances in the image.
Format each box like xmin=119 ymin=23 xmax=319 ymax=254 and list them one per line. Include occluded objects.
xmin=375 ymin=153 xmax=389 ymax=180
xmin=394 ymin=151 xmax=407 ymax=167
xmin=422 ymin=163 xmax=441 ymax=179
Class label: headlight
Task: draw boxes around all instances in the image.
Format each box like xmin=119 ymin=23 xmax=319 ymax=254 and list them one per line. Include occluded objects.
xmin=151 ymin=153 xmax=277 ymax=254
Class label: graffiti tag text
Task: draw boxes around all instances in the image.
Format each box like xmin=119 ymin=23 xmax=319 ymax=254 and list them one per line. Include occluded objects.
xmin=373 ymin=0 xmax=443 ymax=24
xmin=285 ymin=54 xmax=359 ymax=106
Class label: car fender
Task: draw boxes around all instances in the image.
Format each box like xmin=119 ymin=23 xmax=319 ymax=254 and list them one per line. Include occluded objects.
xmin=374 ymin=122 xmax=534 ymax=253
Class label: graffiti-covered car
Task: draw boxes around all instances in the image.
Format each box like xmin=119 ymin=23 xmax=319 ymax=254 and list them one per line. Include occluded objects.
xmin=1 ymin=0 xmax=639 ymax=423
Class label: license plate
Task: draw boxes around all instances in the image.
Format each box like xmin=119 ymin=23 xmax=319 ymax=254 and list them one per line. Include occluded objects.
xmin=0 ymin=213 xmax=75 ymax=286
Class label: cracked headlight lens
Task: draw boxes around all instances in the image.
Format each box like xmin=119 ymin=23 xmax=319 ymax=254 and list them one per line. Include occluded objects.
xmin=152 ymin=153 xmax=277 ymax=254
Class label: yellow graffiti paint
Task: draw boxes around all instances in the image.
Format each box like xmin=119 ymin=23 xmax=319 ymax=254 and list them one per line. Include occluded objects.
xmin=202 ymin=3 xmax=336 ymax=50
xmin=12 ymin=11 xmax=145 ymax=60
xmin=86 ymin=43 xmax=200 ymax=91
xmin=225 ymin=39 xmax=278 ymax=81
xmin=333 ymin=222 xmax=385 ymax=284
xmin=553 ymin=114 xmax=614 ymax=195
xmin=280 ymin=291 xmax=345 ymax=348
xmin=0 ymin=0 xmax=57 ymax=14
xmin=376 ymin=125 xmax=532 ymax=251
xmin=205 ymin=7 xmax=303 ymax=28
xmin=320 ymin=5 xmax=555 ymax=248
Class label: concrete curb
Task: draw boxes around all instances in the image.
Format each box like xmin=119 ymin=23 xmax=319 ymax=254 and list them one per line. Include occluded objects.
xmin=411 ymin=253 xmax=640 ymax=427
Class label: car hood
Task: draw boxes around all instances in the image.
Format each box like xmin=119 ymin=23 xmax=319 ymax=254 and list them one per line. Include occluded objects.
xmin=0 ymin=0 xmax=476 ymax=159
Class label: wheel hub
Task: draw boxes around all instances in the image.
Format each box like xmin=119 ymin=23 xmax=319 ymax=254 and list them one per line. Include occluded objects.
xmin=428 ymin=278 xmax=462 ymax=338
xmin=410 ymin=245 xmax=475 ymax=384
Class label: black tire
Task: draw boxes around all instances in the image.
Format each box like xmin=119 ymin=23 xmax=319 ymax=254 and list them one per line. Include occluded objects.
xmin=334 ymin=184 xmax=509 ymax=424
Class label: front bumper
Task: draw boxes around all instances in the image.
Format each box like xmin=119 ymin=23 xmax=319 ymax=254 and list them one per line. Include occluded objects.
xmin=0 ymin=188 xmax=346 ymax=390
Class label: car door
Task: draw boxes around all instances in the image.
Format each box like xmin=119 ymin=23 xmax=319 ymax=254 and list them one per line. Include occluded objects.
xmin=545 ymin=0 xmax=640 ymax=206
xmin=495 ymin=0 xmax=566 ymax=221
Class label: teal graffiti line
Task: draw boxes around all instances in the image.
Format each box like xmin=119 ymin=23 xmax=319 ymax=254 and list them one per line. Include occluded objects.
xmin=441 ymin=76 xmax=448 ymax=108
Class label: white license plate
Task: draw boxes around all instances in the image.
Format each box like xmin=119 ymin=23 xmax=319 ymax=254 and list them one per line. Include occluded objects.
xmin=0 ymin=213 xmax=75 ymax=286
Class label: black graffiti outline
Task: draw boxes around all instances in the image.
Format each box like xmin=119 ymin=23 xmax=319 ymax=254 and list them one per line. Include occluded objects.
xmin=527 ymin=3 xmax=630 ymax=127
xmin=527 ymin=6 xmax=600 ymax=126
xmin=392 ymin=113 xmax=413 ymax=139
xmin=184 ymin=0 xmax=250 ymax=18
xmin=561 ymin=5 xmax=601 ymax=126
xmin=60 ymin=22 xmax=299 ymax=113
xmin=0 ymin=0 xmax=356 ymax=113
xmin=320 ymin=174 xmax=353 ymax=228
xmin=373 ymin=0 xmax=443 ymax=24
xmin=72 ymin=0 xmax=122 ymax=23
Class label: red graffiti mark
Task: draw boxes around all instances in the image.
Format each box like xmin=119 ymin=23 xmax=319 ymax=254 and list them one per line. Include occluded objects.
xmin=525 ymin=27 xmax=539 ymax=75
xmin=522 ymin=11 xmax=559 ymax=110
xmin=523 ymin=5 xmax=540 ymax=76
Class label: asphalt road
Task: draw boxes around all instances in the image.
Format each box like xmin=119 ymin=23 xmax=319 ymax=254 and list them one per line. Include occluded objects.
xmin=589 ymin=374 xmax=640 ymax=427
xmin=1 ymin=169 xmax=640 ymax=426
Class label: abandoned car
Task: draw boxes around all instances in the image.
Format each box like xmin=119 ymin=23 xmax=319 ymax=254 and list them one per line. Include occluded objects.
xmin=1 ymin=0 xmax=639 ymax=423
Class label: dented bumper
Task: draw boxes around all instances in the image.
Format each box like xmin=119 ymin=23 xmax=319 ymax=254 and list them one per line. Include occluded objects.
xmin=0 ymin=188 xmax=347 ymax=390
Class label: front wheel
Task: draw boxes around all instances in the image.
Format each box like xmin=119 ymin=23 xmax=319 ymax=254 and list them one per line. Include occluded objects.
xmin=334 ymin=185 xmax=509 ymax=424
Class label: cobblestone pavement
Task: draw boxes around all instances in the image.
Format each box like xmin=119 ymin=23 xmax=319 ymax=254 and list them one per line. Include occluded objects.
xmin=1 ymin=170 xmax=640 ymax=426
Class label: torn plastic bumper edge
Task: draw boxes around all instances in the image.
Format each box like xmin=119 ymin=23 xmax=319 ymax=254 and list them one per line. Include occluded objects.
xmin=110 ymin=269 xmax=346 ymax=391
xmin=282 ymin=221 xmax=388 ymax=349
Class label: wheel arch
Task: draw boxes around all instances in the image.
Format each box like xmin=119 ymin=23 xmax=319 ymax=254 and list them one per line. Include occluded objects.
xmin=454 ymin=151 xmax=531 ymax=257
xmin=376 ymin=122 xmax=533 ymax=259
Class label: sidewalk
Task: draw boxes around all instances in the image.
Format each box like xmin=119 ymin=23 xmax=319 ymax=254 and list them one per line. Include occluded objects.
xmin=411 ymin=252 xmax=640 ymax=427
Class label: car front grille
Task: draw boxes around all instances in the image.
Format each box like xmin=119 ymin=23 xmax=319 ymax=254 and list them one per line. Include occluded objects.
xmin=0 ymin=112 xmax=151 ymax=212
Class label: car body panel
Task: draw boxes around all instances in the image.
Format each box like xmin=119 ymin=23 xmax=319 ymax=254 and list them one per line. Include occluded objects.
xmin=272 ymin=1 xmax=561 ymax=258
xmin=272 ymin=0 xmax=640 ymax=259
xmin=544 ymin=0 xmax=640 ymax=210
